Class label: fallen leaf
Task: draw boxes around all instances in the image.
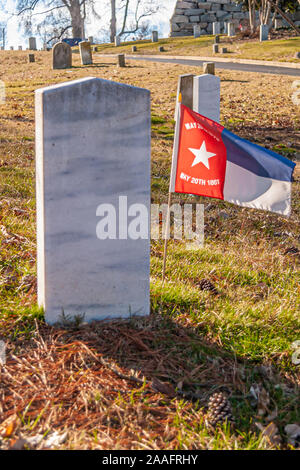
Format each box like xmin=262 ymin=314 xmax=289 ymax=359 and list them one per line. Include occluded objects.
xmin=9 ymin=438 xmax=28 ymax=450
xmin=256 ymin=422 xmax=282 ymax=447
xmin=0 ymin=415 xmax=18 ymax=437
xmin=151 ymin=377 xmax=176 ymax=398
xmin=284 ymin=424 xmax=300 ymax=448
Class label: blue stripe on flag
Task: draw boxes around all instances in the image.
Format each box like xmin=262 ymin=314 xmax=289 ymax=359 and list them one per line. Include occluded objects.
xmin=222 ymin=128 xmax=295 ymax=182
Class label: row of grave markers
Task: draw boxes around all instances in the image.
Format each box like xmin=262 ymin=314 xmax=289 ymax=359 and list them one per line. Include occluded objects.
xmin=35 ymin=72 xmax=220 ymax=324
xmin=194 ymin=21 xmax=270 ymax=42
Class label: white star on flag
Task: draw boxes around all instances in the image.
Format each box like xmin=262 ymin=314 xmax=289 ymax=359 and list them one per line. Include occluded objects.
xmin=189 ymin=141 xmax=216 ymax=170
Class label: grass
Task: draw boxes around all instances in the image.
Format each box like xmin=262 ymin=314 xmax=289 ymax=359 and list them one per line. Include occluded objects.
xmin=94 ymin=34 xmax=300 ymax=63
xmin=0 ymin=50 xmax=299 ymax=450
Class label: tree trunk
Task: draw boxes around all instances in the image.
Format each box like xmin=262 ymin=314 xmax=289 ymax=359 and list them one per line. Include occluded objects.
xmin=110 ymin=0 xmax=117 ymax=42
xmin=67 ymin=0 xmax=84 ymax=38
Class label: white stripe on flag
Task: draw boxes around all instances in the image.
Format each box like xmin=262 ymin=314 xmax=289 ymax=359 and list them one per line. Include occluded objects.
xmin=224 ymin=161 xmax=292 ymax=216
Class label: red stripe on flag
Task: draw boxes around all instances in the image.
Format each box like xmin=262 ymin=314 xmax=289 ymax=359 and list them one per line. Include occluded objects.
xmin=174 ymin=105 xmax=227 ymax=200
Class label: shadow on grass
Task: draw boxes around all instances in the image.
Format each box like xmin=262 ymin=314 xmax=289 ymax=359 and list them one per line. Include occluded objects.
xmin=0 ymin=304 xmax=299 ymax=449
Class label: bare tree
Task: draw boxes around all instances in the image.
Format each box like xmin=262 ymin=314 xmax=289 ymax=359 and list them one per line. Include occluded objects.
xmin=109 ymin=0 xmax=161 ymax=40
xmin=11 ymin=0 xmax=101 ymax=41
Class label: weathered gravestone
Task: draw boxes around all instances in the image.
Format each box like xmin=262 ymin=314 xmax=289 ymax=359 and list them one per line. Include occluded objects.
xmin=260 ymin=24 xmax=269 ymax=42
xmin=28 ymin=53 xmax=35 ymax=63
xmin=213 ymin=22 xmax=221 ymax=36
xmin=227 ymin=23 xmax=235 ymax=37
xmin=132 ymin=45 xmax=137 ymax=52
xmin=52 ymin=41 xmax=72 ymax=69
xmin=79 ymin=41 xmax=92 ymax=65
xmin=152 ymin=31 xmax=158 ymax=42
xmin=10 ymin=46 xmax=14 ymax=51
xmin=193 ymin=74 xmax=220 ymax=123
xmin=193 ymin=25 xmax=201 ymax=38
xmin=203 ymin=62 xmax=215 ymax=75
xmin=115 ymin=35 xmax=121 ymax=46
xmin=213 ymin=44 xmax=219 ymax=53
xmin=88 ymin=36 xmax=94 ymax=44
xmin=18 ymin=46 xmax=22 ymax=51
xmin=221 ymin=47 xmax=228 ymax=53
xmin=174 ymin=74 xmax=194 ymax=119
xmin=35 ymin=77 xmax=151 ymax=324
xmin=117 ymin=54 xmax=125 ymax=67
xmin=29 ymin=37 xmax=37 ymax=50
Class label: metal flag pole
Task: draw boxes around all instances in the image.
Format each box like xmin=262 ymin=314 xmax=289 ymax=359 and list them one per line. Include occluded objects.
xmin=162 ymin=94 xmax=182 ymax=284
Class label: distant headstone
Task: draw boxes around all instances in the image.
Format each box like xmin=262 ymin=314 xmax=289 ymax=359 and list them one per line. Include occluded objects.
xmin=152 ymin=31 xmax=158 ymax=43
xmin=295 ymin=51 xmax=300 ymax=59
xmin=29 ymin=37 xmax=37 ymax=50
xmin=174 ymin=74 xmax=194 ymax=120
xmin=213 ymin=22 xmax=221 ymax=36
xmin=28 ymin=53 xmax=35 ymax=63
xmin=52 ymin=41 xmax=72 ymax=69
xmin=275 ymin=19 xmax=283 ymax=30
xmin=79 ymin=41 xmax=92 ymax=65
xmin=213 ymin=44 xmax=219 ymax=53
xmin=193 ymin=25 xmax=201 ymax=38
xmin=18 ymin=46 xmax=22 ymax=51
xmin=203 ymin=62 xmax=215 ymax=75
xmin=132 ymin=45 xmax=137 ymax=52
xmin=0 ymin=47 xmax=4 ymax=51
xmin=260 ymin=24 xmax=269 ymax=42
xmin=159 ymin=46 xmax=164 ymax=52
xmin=35 ymin=77 xmax=151 ymax=324
xmin=227 ymin=23 xmax=235 ymax=37
xmin=88 ymin=36 xmax=94 ymax=45
xmin=93 ymin=46 xmax=98 ymax=52
xmin=115 ymin=35 xmax=120 ymax=46
xmin=215 ymin=35 xmax=220 ymax=44
xmin=193 ymin=74 xmax=220 ymax=123
xmin=10 ymin=46 xmax=14 ymax=51
xmin=221 ymin=47 xmax=228 ymax=53
xmin=117 ymin=54 xmax=125 ymax=67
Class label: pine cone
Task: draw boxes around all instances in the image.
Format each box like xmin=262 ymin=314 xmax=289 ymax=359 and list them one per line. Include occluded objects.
xmin=197 ymin=279 xmax=219 ymax=295
xmin=206 ymin=392 xmax=234 ymax=428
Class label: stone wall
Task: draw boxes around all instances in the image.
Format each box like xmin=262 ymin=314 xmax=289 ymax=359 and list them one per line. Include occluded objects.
xmin=170 ymin=0 xmax=300 ymax=37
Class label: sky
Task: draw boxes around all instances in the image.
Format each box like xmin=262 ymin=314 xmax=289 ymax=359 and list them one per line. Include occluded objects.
xmin=1 ymin=0 xmax=177 ymax=49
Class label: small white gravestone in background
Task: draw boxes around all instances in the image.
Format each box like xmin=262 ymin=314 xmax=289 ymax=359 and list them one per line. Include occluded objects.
xmin=193 ymin=74 xmax=220 ymax=123
xmin=35 ymin=77 xmax=151 ymax=324
xmin=193 ymin=25 xmax=201 ymax=38
xmin=0 ymin=80 xmax=5 ymax=104
xmin=227 ymin=22 xmax=235 ymax=37
xmin=213 ymin=22 xmax=221 ymax=35
xmin=18 ymin=46 xmax=22 ymax=51
xmin=29 ymin=37 xmax=37 ymax=50
xmin=0 ymin=340 xmax=6 ymax=365
xmin=260 ymin=24 xmax=269 ymax=42
xmin=115 ymin=35 xmax=121 ymax=46
xmin=79 ymin=41 xmax=92 ymax=65
xmin=152 ymin=31 xmax=158 ymax=42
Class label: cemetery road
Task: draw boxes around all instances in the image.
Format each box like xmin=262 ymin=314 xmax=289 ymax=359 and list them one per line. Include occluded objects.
xmin=127 ymin=56 xmax=300 ymax=77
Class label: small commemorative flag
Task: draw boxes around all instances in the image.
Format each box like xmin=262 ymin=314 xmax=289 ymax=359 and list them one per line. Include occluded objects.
xmin=170 ymin=104 xmax=295 ymax=216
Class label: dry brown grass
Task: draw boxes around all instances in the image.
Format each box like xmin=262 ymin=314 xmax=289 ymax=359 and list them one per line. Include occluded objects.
xmin=0 ymin=50 xmax=299 ymax=450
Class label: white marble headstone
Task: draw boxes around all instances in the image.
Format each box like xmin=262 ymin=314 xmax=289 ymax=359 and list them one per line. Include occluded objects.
xmin=193 ymin=74 xmax=220 ymax=123
xmin=35 ymin=77 xmax=151 ymax=324
xmin=29 ymin=37 xmax=37 ymax=50
xmin=227 ymin=23 xmax=235 ymax=37
xmin=260 ymin=24 xmax=269 ymax=42
xmin=193 ymin=25 xmax=201 ymax=38
xmin=212 ymin=22 xmax=221 ymax=35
